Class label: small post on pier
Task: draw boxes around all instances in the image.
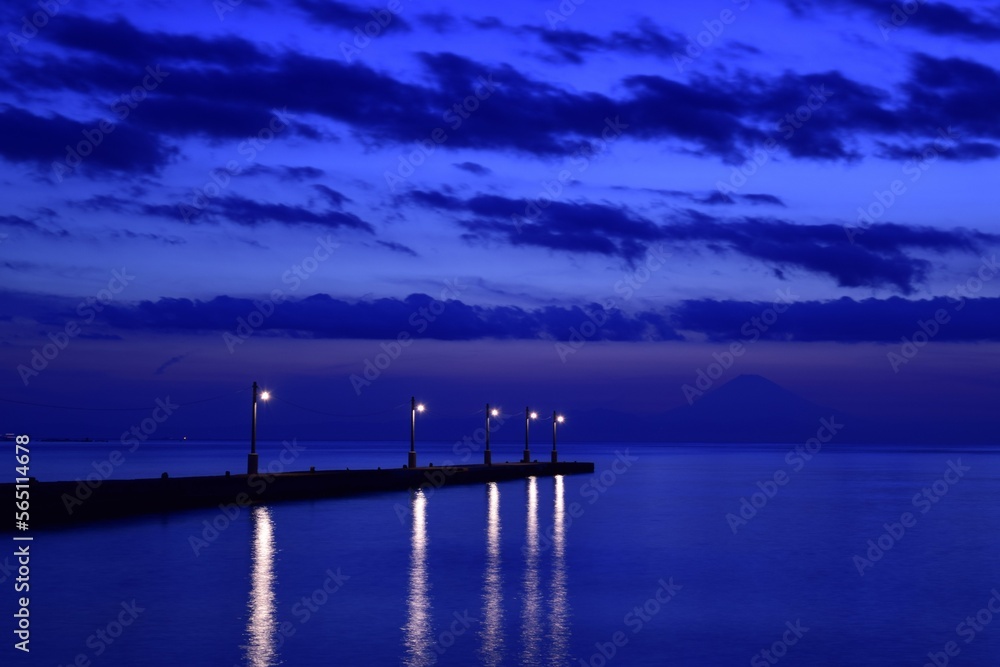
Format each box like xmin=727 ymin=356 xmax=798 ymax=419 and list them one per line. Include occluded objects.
xmin=485 ymin=403 xmax=493 ymax=466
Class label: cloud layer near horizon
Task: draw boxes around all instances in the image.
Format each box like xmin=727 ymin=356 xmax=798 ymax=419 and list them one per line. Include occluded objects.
xmin=4 ymin=288 xmax=999 ymax=343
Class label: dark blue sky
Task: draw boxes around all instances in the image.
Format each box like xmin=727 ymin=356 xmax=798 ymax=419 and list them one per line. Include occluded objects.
xmin=1 ymin=0 xmax=998 ymax=440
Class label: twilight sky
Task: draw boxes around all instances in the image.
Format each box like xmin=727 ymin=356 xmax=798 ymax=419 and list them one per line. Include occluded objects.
xmin=1 ymin=0 xmax=998 ymax=442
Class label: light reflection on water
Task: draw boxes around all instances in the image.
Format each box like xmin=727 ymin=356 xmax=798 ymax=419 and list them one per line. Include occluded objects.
xmin=548 ymin=475 xmax=570 ymax=665
xmin=398 ymin=476 xmax=572 ymax=666
xmin=520 ymin=476 xmax=542 ymax=666
xmin=403 ymin=489 xmax=433 ymax=667
xmin=480 ymin=482 xmax=504 ymax=666
xmin=244 ymin=505 xmax=277 ymax=667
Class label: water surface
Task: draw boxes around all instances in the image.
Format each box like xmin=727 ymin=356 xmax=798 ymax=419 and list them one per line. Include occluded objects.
xmin=8 ymin=441 xmax=1000 ymax=666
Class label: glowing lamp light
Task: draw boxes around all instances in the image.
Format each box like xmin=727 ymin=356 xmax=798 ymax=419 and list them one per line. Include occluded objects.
xmin=523 ymin=407 xmax=537 ymax=463
xmin=249 ymin=381 xmax=271 ymax=475
xmin=485 ymin=404 xmax=499 ymax=465
xmin=409 ymin=397 xmax=424 ymax=467
xmin=551 ymin=411 xmax=566 ymax=463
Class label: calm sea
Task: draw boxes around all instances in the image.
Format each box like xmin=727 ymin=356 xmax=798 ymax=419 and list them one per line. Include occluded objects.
xmin=6 ymin=440 xmax=1000 ymax=666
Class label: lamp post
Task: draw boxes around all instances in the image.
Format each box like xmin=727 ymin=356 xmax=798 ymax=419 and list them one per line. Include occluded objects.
xmin=552 ymin=412 xmax=565 ymax=463
xmin=523 ymin=407 xmax=537 ymax=463
xmin=248 ymin=381 xmax=270 ymax=475
xmin=485 ymin=404 xmax=499 ymax=466
xmin=409 ymin=396 xmax=425 ymax=468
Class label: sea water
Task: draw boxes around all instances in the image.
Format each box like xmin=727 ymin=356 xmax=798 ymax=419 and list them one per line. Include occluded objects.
xmin=7 ymin=440 xmax=1000 ymax=666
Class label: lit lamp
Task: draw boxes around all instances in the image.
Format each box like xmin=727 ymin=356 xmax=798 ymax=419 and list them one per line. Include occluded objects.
xmin=552 ymin=412 xmax=565 ymax=463
xmin=523 ymin=407 xmax=537 ymax=463
xmin=248 ymin=381 xmax=271 ymax=475
xmin=485 ymin=404 xmax=499 ymax=466
xmin=409 ymin=396 xmax=425 ymax=468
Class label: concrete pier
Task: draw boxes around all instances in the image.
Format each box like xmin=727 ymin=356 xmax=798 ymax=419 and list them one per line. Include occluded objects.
xmin=2 ymin=461 xmax=594 ymax=529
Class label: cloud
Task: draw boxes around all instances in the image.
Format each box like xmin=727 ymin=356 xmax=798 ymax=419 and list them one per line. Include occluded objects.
xmin=109 ymin=230 xmax=186 ymax=245
xmin=0 ymin=214 xmax=68 ymax=238
xmin=311 ymin=184 xmax=351 ymax=208
xmin=0 ymin=15 xmax=805 ymax=161
xmin=12 ymin=14 xmax=998 ymax=168
xmin=418 ymin=12 xmax=457 ymax=32
xmin=876 ymin=140 xmax=1000 ymax=161
xmin=6 ymin=12 xmax=1000 ymax=174
xmin=0 ymin=105 xmax=176 ymax=177
xmin=787 ymin=0 xmax=1000 ymax=41
xmin=176 ymin=194 xmax=375 ymax=232
xmin=404 ymin=190 xmax=996 ymax=292
xmin=293 ymin=0 xmax=411 ymax=31
xmin=406 ymin=190 xmax=661 ymax=261
xmin=0 ymin=215 xmax=42 ymax=230
xmin=453 ymin=161 xmax=492 ymax=176
xmin=69 ymin=195 xmax=133 ymax=214
xmin=2 ymin=290 xmax=681 ymax=342
xmin=241 ymin=164 xmax=327 ymax=181
xmin=615 ymin=186 xmax=786 ymax=208
xmin=741 ymin=194 xmax=787 ymax=206
xmin=8 ymin=287 xmax=1000 ymax=344
xmin=154 ymin=354 xmax=186 ymax=375
xmin=903 ymin=55 xmax=1000 ymax=143
xmin=663 ymin=215 xmax=991 ymax=294
xmin=673 ymin=293 xmax=1000 ymax=342
xmin=698 ymin=192 xmax=787 ymax=207
xmin=478 ymin=17 xmax=683 ymax=64
xmin=664 ymin=215 xmax=994 ymax=293
xmin=377 ymin=240 xmax=419 ymax=256
xmin=43 ymin=14 xmax=270 ymax=66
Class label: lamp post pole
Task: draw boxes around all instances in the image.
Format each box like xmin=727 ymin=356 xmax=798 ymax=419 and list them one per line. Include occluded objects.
xmin=552 ymin=410 xmax=558 ymax=464
xmin=248 ymin=381 xmax=259 ymax=475
xmin=409 ymin=396 xmax=418 ymax=469
xmin=485 ymin=403 xmax=492 ymax=466
xmin=523 ymin=406 xmax=531 ymax=463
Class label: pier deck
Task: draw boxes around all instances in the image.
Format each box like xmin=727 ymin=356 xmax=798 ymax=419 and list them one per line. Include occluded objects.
xmin=3 ymin=461 xmax=595 ymax=528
